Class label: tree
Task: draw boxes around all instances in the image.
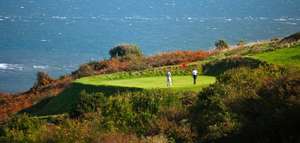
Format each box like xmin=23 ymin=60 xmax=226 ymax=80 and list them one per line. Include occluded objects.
xmin=215 ymin=40 xmax=229 ymax=50
xmin=109 ymin=44 xmax=143 ymax=59
xmin=34 ymin=71 xmax=54 ymax=88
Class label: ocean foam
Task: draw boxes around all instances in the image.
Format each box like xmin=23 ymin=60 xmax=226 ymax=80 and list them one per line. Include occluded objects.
xmin=285 ymin=22 xmax=297 ymax=25
xmin=0 ymin=63 xmax=23 ymax=71
xmin=259 ymin=17 xmax=267 ymax=20
xmin=33 ymin=65 xmax=48 ymax=69
xmin=225 ymin=18 xmax=232 ymax=22
xmin=274 ymin=18 xmax=287 ymax=22
xmin=52 ymin=16 xmax=67 ymax=20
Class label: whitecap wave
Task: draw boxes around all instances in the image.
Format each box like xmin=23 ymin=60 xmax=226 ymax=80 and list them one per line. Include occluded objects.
xmin=285 ymin=22 xmax=297 ymax=25
xmin=274 ymin=18 xmax=287 ymax=22
xmin=33 ymin=65 xmax=48 ymax=69
xmin=187 ymin=17 xmax=193 ymax=20
xmin=0 ymin=63 xmax=24 ymax=71
xmin=225 ymin=18 xmax=232 ymax=22
xmin=259 ymin=17 xmax=268 ymax=20
xmin=207 ymin=27 xmax=217 ymax=30
xmin=52 ymin=16 xmax=67 ymax=20
xmin=123 ymin=16 xmax=152 ymax=21
xmin=40 ymin=39 xmax=48 ymax=42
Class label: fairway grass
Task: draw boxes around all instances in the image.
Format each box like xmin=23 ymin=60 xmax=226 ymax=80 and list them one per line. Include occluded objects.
xmin=76 ymin=75 xmax=216 ymax=91
xmin=253 ymin=45 xmax=300 ymax=68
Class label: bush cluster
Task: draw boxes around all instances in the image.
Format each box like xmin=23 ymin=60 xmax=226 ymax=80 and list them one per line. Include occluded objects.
xmin=146 ymin=50 xmax=210 ymax=67
xmin=70 ymin=90 xmax=106 ymax=118
xmin=215 ymin=40 xmax=229 ymax=51
xmin=191 ymin=66 xmax=300 ymax=143
xmin=33 ymin=71 xmax=54 ymax=88
xmin=202 ymin=57 xmax=269 ymax=76
xmin=109 ymin=44 xmax=143 ymax=59
xmin=0 ymin=114 xmax=45 ymax=143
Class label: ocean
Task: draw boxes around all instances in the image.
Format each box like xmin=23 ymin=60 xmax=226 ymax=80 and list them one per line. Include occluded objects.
xmin=0 ymin=0 xmax=300 ymax=93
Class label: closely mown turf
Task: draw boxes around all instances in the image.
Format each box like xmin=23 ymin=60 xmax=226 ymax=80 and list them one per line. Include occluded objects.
xmin=76 ymin=75 xmax=216 ymax=91
xmin=253 ymin=45 xmax=300 ymax=68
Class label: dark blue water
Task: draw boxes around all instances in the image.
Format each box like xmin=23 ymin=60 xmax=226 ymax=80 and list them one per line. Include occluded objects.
xmin=0 ymin=0 xmax=300 ymax=93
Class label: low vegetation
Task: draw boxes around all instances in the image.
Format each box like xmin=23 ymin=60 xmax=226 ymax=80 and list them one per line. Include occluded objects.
xmin=72 ymin=50 xmax=210 ymax=78
xmin=192 ymin=66 xmax=300 ymax=143
xmin=202 ymin=57 xmax=268 ymax=76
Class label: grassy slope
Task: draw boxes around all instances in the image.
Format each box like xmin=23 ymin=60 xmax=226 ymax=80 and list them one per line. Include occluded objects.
xmin=29 ymin=75 xmax=215 ymax=115
xmin=253 ymin=45 xmax=300 ymax=68
xmin=76 ymin=75 xmax=216 ymax=91
xmin=28 ymin=42 xmax=300 ymax=116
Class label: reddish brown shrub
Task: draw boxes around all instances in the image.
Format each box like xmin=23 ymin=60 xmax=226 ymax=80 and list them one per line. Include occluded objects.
xmin=33 ymin=71 xmax=55 ymax=88
xmin=71 ymin=50 xmax=209 ymax=78
xmin=145 ymin=50 xmax=210 ymax=67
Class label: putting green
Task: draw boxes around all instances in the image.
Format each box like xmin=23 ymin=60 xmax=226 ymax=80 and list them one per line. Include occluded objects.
xmin=76 ymin=75 xmax=216 ymax=91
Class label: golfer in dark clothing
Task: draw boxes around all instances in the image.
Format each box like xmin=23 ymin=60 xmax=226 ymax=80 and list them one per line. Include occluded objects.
xmin=192 ymin=69 xmax=198 ymax=85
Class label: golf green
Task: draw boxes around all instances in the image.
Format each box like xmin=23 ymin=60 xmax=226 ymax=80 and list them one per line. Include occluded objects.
xmin=76 ymin=75 xmax=216 ymax=91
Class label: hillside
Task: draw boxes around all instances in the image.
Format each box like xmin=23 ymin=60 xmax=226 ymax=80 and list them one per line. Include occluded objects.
xmin=253 ymin=45 xmax=300 ymax=67
xmin=27 ymin=75 xmax=216 ymax=115
xmin=0 ymin=33 xmax=300 ymax=143
xmin=24 ymin=36 xmax=300 ymax=115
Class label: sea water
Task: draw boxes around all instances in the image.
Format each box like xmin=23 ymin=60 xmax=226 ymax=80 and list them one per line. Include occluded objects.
xmin=0 ymin=0 xmax=300 ymax=92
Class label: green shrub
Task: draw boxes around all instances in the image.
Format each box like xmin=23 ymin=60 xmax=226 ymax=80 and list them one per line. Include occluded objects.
xmin=131 ymin=93 xmax=160 ymax=115
xmin=0 ymin=113 xmax=45 ymax=143
xmin=191 ymin=67 xmax=300 ymax=143
xmin=202 ymin=57 xmax=268 ymax=76
xmin=191 ymin=84 xmax=240 ymax=142
xmin=39 ymin=117 xmax=102 ymax=143
xmin=1 ymin=89 xmax=197 ymax=142
xmin=99 ymin=90 xmax=190 ymax=135
xmin=70 ymin=90 xmax=106 ymax=118
xmin=109 ymin=44 xmax=143 ymax=59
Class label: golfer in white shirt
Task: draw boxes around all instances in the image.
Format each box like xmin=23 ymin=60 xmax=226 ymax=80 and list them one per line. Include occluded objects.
xmin=166 ymin=70 xmax=172 ymax=87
